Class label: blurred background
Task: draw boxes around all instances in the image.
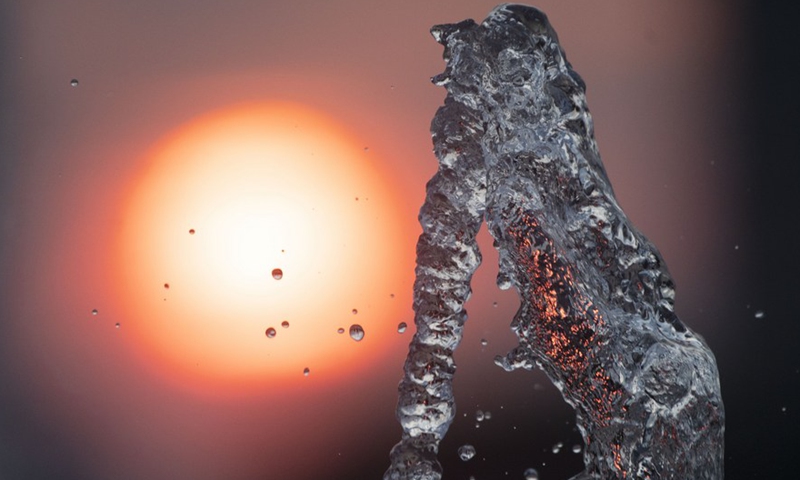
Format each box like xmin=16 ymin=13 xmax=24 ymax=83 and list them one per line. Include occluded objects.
xmin=1 ymin=1 xmax=797 ymax=479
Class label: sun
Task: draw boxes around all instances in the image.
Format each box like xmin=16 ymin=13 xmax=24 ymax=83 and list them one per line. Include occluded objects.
xmin=116 ymin=102 xmax=412 ymax=389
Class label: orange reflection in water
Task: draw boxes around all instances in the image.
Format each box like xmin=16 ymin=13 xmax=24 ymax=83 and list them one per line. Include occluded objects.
xmin=116 ymin=102 xmax=412 ymax=392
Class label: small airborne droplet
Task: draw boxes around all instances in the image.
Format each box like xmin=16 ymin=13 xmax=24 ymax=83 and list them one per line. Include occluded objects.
xmin=397 ymin=322 xmax=408 ymax=334
xmin=303 ymin=367 xmax=310 ymax=376
xmin=480 ymin=338 xmax=488 ymax=346
xmin=754 ymin=310 xmax=765 ymax=319
xmin=552 ymin=442 xmax=563 ymax=454
xmin=115 ymin=323 xmax=120 ymax=329
xmin=390 ymin=293 xmax=395 ymax=299
xmin=281 ymin=321 xmax=289 ymax=328
xmin=349 ymin=324 xmax=365 ymax=342
xmin=189 ymin=228 xmax=195 ymax=235
xmin=271 ymin=268 xmax=283 ymax=280
xmin=91 ymin=309 xmax=98 ymax=316
xmin=572 ymin=444 xmax=582 ymax=454
xmin=70 ymin=79 xmax=79 ymax=87
xmin=265 ymin=327 xmax=276 ymax=338
xmin=352 ymin=308 xmax=358 ymax=315
xmin=475 ymin=410 xmax=485 ymax=422
xmin=457 ymin=444 xmax=476 ymax=461
xmin=337 ymin=327 xmax=345 ymax=334
xmin=524 ymin=468 xmax=540 ymax=480
xmin=163 ymin=283 xmax=169 ymax=289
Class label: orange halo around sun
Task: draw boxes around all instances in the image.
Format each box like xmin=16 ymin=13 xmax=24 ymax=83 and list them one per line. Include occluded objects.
xmin=117 ymin=102 xmax=412 ymax=390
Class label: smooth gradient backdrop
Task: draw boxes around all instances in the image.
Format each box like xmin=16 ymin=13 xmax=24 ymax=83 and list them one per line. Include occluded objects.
xmin=1 ymin=1 xmax=797 ymax=479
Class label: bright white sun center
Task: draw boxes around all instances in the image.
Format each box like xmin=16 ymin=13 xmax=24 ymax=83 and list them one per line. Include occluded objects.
xmin=117 ymin=102 xmax=413 ymax=386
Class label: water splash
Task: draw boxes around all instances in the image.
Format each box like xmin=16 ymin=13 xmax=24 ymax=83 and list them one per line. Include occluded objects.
xmin=386 ymin=4 xmax=724 ymax=479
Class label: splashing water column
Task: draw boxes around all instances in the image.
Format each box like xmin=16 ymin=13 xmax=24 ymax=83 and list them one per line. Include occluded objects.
xmin=386 ymin=4 xmax=724 ymax=479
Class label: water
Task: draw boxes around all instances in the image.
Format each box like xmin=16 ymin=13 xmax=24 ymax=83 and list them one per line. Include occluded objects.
xmin=385 ymin=5 xmax=724 ymax=479
xmin=349 ymin=324 xmax=365 ymax=342
xmin=524 ymin=468 xmax=539 ymax=480
xmin=397 ymin=322 xmax=408 ymax=334
xmin=271 ymin=268 xmax=283 ymax=280
xmin=281 ymin=320 xmax=290 ymax=328
xmin=265 ymin=327 xmax=276 ymax=338
xmin=457 ymin=444 xmax=476 ymax=461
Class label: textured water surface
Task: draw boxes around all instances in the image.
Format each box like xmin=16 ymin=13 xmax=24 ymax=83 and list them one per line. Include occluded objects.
xmin=385 ymin=4 xmax=724 ymax=479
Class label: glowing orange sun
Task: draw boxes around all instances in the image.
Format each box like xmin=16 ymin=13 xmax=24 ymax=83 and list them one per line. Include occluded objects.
xmin=117 ymin=102 xmax=412 ymax=388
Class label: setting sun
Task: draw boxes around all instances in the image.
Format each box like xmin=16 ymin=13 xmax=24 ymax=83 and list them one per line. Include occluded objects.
xmin=117 ymin=102 xmax=413 ymax=388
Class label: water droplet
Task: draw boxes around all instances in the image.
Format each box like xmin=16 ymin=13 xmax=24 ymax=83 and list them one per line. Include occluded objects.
xmin=281 ymin=320 xmax=289 ymax=328
xmin=493 ymin=301 xmax=498 ymax=308
xmin=754 ymin=310 xmax=765 ymax=319
xmin=349 ymin=324 xmax=365 ymax=342
xmin=337 ymin=327 xmax=345 ymax=334
xmin=524 ymin=467 xmax=539 ymax=480
xmin=572 ymin=444 xmax=582 ymax=454
xmin=303 ymin=367 xmax=310 ymax=376
xmin=364 ymin=147 xmax=369 ymax=151
xmin=271 ymin=268 xmax=283 ymax=280
xmin=70 ymin=79 xmax=79 ymax=87
xmin=91 ymin=309 xmax=98 ymax=316
xmin=355 ymin=197 xmax=359 ymax=201
xmin=265 ymin=327 xmax=276 ymax=338
xmin=397 ymin=322 xmax=407 ymax=333
xmin=457 ymin=444 xmax=476 ymax=461
xmin=480 ymin=338 xmax=488 ymax=346
xmin=163 ymin=283 xmax=170 ymax=289
xmin=484 ymin=410 xmax=492 ymax=420
xmin=390 ymin=293 xmax=395 ymax=298
xmin=475 ymin=410 xmax=485 ymax=422
xmin=552 ymin=442 xmax=563 ymax=454
xmin=114 ymin=322 xmax=120 ymax=329
xmin=189 ymin=228 xmax=195 ymax=235
xmin=352 ymin=308 xmax=358 ymax=315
